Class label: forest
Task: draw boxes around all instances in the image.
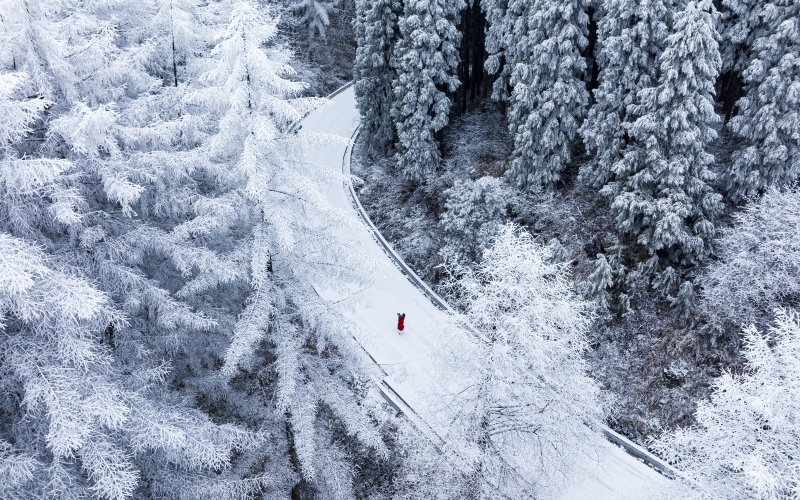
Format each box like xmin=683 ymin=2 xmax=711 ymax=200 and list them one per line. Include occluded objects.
xmin=0 ymin=0 xmax=798 ymax=499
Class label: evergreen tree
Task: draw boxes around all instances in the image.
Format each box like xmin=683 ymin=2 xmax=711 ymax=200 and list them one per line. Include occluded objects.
xmin=482 ymin=0 xmax=512 ymax=103
xmin=586 ymin=253 xmax=614 ymax=306
xmin=196 ymin=0 xmax=389 ymax=489
xmin=579 ymin=0 xmax=670 ymax=189
xmin=391 ymin=0 xmax=462 ymax=182
xmin=603 ymin=0 xmax=722 ymax=267
xmin=147 ymin=0 xmax=206 ymax=87
xmin=484 ymin=0 xmax=589 ymax=190
xmin=653 ymin=309 xmax=800 ymax=500
xmin=721 ymin=0 xmax=800 ymax=202
xmin=294 ymin=0 xmax=337 ymax=44
xmin=353 ymin=0 xmax=401 ymax=154
xmin=0 ymin=4 xmax=266 ymax=497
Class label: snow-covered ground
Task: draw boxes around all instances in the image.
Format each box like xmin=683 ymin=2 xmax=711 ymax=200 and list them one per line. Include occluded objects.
xmin=299 ymin=86 xmax=671 ymax=499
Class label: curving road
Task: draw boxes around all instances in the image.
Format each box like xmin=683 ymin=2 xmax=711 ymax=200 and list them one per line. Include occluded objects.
xmin=299 ymin=85 xmax=672 ymax=500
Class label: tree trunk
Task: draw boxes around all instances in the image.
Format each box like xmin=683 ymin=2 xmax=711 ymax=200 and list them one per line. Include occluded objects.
xmin=471 ymin=2 xmax=482 ymax=103
xmin=719 ymin=70 xmax=743 ymax=123
xmin=584 ymin=6 xmax=600 ymax=99
xmin=172 ymin=34 xmax=179 ymax=87
xmin=461 ymin=3 xmax=471 ymax=113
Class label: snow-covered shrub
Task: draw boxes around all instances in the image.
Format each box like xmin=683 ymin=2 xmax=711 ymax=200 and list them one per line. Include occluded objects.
xmin=436 ymin=224 xmax=605 ymax=497
xmin=439 ymin=176 xmax=512 ymax=266
xmin=653 ymin=309 xmax=800 ymax=500
xmin=701 ymin=188 xmax=800 ymax=335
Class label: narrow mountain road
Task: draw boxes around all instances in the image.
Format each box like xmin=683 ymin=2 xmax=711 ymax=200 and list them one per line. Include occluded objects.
xmin=300 ymin=85 xmax=672 ymax=500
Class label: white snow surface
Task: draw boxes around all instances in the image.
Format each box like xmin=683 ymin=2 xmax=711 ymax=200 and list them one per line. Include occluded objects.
xmin=300 ymin=85 xmax=671 ymax=500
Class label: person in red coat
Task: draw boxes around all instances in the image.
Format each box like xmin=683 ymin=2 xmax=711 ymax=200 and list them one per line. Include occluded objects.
xmin=397 ymin=313 xmax=405 ymax=334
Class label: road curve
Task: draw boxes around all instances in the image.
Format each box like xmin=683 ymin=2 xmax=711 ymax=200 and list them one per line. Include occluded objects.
xmin=299 ymin=85 xmax=672 ymax=500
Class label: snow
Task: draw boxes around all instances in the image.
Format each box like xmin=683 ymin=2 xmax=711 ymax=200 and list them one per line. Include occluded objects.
xmin=299 ymin=85 xmax=671 ymax=499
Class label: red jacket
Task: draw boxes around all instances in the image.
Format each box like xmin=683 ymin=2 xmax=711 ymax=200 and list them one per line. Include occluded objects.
xmin=397 ymin=315 xmax=405 ymax=331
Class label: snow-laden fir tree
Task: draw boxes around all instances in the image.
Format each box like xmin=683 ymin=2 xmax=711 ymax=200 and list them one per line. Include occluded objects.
xmin=194 ymin=0 xmax=389 ymax=491
xmin=482 ymin=0 xmax=512 ymax=103
xmin=484 ymin=0 xmax=589 ymax=190
xmin=603 ymin=0 xmax=722 ymax=267
xmin=353 ymin=0 xmax=401 ymax=154
xmin=391 ymin=0 xmax=462 ymax=182
xmin=294 ymin=0 xmax=337 ymax=44
xmin=0 ymin=8 xmax=266 ymax=497
xmin=586 ymin=253 xmax=614 ymax=306
xmin=721 ymin=0 xmax=800 ymax=202
xmin=653 ymin=309 xmax=800 ymax=500
xmin=1 ymin=0 xmax=391 ymax=497
xmin=718 ymin=0 xmax=763 ymax=92
xmin=579 ymin=0 xmax=670 ymax=189
xmin=145 ymin=0 xmax=207 ymax=87
xmin=435 ymin=224 xmax=604 ymax=497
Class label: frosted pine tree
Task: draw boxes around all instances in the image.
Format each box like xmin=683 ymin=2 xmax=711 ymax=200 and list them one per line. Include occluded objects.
xmin=439 ymin=176 xmax=512 ymax=266
xmin=294 ymin=0 xmax=336 ymax=44
xmin=604 ymin=0 xmax=722 ymax=267
xmin=653 ymin=309 xmax=800 ymax=500
xmin=499 ymin=0 xmax=589 ymax=189
xmin=718 ymin=0 xmax=763 ymax=87
xmin=722 ymin=0 xmax=800 ymax=202
xmin=482 ymin=0 xmax=512 ymax=103
xmin=195 ymin=0 xmax=389 ymax=490
xmin=146 ymin=0 xmax=206 ymax=86
xmin=579 ymin=0 xmax=670 ymax=189
xmin=436 ymin=224 xmax=605 ymax=497
xmin=391 ymin=0 xmax=462 ymax=182
xmin=0 ymin=0 xmax=82 ymax=102
xmin=0 ymin=28 xmax=265 ymax=500
xmin=353 ymin=0 xmax=401 ymax=154
xmin=586 ymin=254 xmax=614 ymax=306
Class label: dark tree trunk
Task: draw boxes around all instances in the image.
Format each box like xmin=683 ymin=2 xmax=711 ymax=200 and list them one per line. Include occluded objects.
xmin=471 ymin=2 xmax=482 ymax=102
xmin=172 ymin=35 xmax=179 ymax=87
xmin=436 ymin=128 xmax=445 ymax=157
xmin=719 ymin=70 xmax=744 ymax=123
xmin=457 ymin=1 xmax=488 ymax=111
xmin=461 ymin=2 xmax=471 ymax=113
xmin=482 ymin=48 xmax=489 ymax=99
xmin=584 ymin=6 xmax=600 ymax=100
xmin=457 ymin=11 xmax=465 ymax=116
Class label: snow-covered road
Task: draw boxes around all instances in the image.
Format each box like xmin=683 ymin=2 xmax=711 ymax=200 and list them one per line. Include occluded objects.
xmin=299 ymin=85 xmax=671 ymax=500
